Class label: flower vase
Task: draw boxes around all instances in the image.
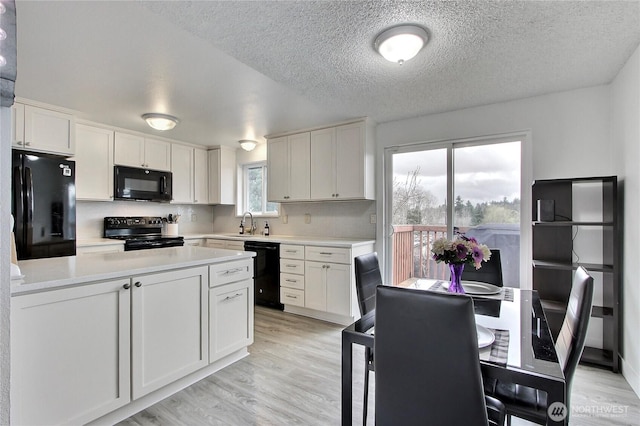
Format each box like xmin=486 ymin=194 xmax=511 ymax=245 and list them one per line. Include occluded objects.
xmin=448 ymin=263 xmax=465 ymax=294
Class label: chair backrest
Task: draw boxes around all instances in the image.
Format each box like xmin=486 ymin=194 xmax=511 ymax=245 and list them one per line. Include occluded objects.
xmin=555 ymin=266 xmax=594 ymax=392
xmin=461 ymin=248 xmax=504 ymax=287
xmin=354 ymin=252 xmax=382 ymax=316
xmin=374 ymin=286 xmax=489 ymax=426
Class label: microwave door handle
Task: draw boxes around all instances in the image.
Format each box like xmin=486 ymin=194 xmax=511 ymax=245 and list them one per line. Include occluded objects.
xmin=161 ymin=175 xmax=167 ymax=194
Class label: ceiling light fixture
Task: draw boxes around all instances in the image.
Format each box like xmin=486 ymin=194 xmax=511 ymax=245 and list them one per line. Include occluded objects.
xmin=142 ymin=113 xmax=179 ymax=131
xmin=238 ymin=140 xmax=257 ymax=151
xmin=374 ymin=24 xmax=428 ymax=65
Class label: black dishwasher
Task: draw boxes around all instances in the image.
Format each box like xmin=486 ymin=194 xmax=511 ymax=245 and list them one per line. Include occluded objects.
xmin=244 ymin=241 xmax=283 ymax=310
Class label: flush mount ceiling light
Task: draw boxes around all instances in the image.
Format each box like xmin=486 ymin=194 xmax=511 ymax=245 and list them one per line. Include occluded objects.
xmin=374 ymin=24 xmax=429 ymax=65
xmin=238 ymin=139 xmax=257 ymax=151
xmin=142 ymin=113 xmax=179 ymax=131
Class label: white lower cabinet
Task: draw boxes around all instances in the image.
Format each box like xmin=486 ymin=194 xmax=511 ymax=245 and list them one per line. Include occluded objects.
xmin=11 ymin=279 xmax=131 ymax=426
xmin=210 ymin=279 xmax=254 ymax=362
xmin=304 ymin=260 xmax=350 ymax=315
xmin=11 ymin=265 xmax=213 ymax=424
xmin=131 ymin=266 xmax=209 ymax=399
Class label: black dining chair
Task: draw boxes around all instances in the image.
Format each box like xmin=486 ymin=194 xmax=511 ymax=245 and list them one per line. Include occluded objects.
xmin=484 ymin=266 xmax=594 ymax=425
xmin=374 ymin=285 xmax=506 ymax=426
xmin=353 ymin=252 xmax=382 ymax=425
xmin=462 ymin=248 xmax=504 ymax=287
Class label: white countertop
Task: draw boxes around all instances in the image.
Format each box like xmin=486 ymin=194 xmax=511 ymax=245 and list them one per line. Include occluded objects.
xmin=77 ymin=234 xmax=375 ymax=248
xmin=12 ymin=246 xmax=254 ymax=295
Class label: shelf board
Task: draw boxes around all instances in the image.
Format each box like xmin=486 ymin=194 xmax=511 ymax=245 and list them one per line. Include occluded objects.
xmin=581 ymin=347 xmax=614 ymax=368
xmin=533 ymin=221 xmax=614 ymax=227
xmin=532 ymin=260 xmax=614 ymax=272
xmin=591 ymin=306 xmax=614 ymax=318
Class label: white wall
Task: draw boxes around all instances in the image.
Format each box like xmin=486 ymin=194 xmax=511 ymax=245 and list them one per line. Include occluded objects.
xmin=612 ymin=43 xmax=640 ymax=397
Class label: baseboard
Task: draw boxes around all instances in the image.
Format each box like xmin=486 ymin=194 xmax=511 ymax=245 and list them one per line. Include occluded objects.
xmin=284 ymin=305 xmax=355 ymax=326
xmin=87 ymin=348 xmax=249 ymax=425
xmin=621 ymin=356 xmax=640 ymax=398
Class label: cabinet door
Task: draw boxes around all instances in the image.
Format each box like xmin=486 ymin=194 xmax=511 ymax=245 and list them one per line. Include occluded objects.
xmin=304 ymin=261 xmax=327 ymax=311
xmin=267 ymin=136 xmax=289 ymax=201
xmin=114 ymin=132 xmax=145 ymax=167
xmin=288 ymin=132 xmax=311 ymax=200
xmin=194 ymin=148 xmax=209 ymax=204
xmin=144 ymin=137 xmax=172 ymax=171
xmin=131 ymin=266 xmax=208 ymax=399
xmin=208 ymin=147 xmax=236 ymax=204
xmin=23 ymin=105 xmax=74 ymax=155
xmin=209 ymin=279 xmax=254 ymax=362
xmin=171 ymin=144 xmax=194 ymax=203
xmin=75 ymin=124 xmax=114 ymax=201
xmin=11 ymin=102 xmax=24 ymax=148
xmin=335 ymin=122 xmax=365 ymax=199
xmin=326 ymin=263 xmax=352 ymax=316
xmin=310 ymin=127 xmax=336 ymax=199
xmin=11 ymin=279 xmax=131 ymax=425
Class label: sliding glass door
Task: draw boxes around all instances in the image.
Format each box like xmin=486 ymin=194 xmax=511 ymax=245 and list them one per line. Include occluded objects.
xmin=385 ymin=138 xmax=522 ymax=287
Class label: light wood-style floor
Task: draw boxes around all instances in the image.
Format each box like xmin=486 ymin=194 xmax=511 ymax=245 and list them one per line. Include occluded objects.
xmin=119 ymin=306 xmax=639 ymax=425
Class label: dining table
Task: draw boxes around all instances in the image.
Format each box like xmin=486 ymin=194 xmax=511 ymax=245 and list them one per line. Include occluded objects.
xmin=341 ymin=278 xmax=567 ymax=426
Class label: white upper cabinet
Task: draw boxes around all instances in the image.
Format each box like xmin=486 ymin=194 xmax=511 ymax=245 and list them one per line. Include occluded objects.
xmin=114 ymin=132 xmax=171 ymax=171
xmin=208 ymin=146 xmax=236 ymax=205
xmin=267 ymin=132 xmax=311 ymax=202
xmin=194 ymin=148 xmax=209 ymax=204
xmin=12 ymin=103 xmax=75 ymax=155
xmin=171 ymin=144 xmax=195 ymax=204
xmin=75 ymin=124 xmax=114 ymax=201
xmin=270 ymin=119 xmax=374 ymax=202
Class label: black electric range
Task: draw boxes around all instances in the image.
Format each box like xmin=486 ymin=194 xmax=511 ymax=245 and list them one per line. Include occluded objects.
xmin=104 ymin=216 xmax=184 ymax=251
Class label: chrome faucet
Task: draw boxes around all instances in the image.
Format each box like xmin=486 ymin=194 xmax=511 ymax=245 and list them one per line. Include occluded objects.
xmin=241 ymin=211 xmax=256 ymax=235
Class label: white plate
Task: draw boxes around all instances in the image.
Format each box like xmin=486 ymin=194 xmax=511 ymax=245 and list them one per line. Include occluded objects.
xmin=477 ymin=325 xmax=495 ymax=349
xmin=441 ymin=280 xmax=502 ymax=295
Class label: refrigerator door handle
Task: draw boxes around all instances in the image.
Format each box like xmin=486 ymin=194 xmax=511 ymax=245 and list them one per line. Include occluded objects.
xmin=24 ymin=166 xmax=34 ymax=255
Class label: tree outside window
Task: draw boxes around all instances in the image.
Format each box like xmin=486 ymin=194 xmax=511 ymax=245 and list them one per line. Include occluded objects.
xmin=244 ymin=163 xmax=278 ymax=215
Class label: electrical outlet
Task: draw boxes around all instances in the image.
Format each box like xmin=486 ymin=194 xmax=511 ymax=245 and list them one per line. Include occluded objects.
xmin=370 ymin=214 xmax=377 ymax=224
xmin=191 ymin=214 xmax=197 ymax=222
xmin=304 ymin=213 xmax=311 ymax=224
xmin=281 ymin=214 xmax=288 ymax=224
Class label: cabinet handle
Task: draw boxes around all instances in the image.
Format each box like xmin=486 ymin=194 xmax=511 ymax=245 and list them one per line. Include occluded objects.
xmin=285 ymin=279 xmax=298 ymax=283
xmin=223 ymin=293 xmax=243 ymax=301
xmin=319 ymin=252 xmax=333 ymax=255
xmin=134 ymin=281 xmax=142 ymax=287
xmin=123 ymin=283 xmax=131 ymax=290
xmin=285 ymin=250 xmax=298 ymax=253
xmin=286 ymin=264 xmax=298 ymax=268
xmin=285 ymin=294 xmax=298 ymax=299
xmin=223 ymin=268 xmax=244 ymax=275
xmin=335 ymin=193 xmax=339 ymax=197
xmin=16 ymin=141 xmax=23 ymax=145
xmin=25 ymin=142 xmax=31 ymax=146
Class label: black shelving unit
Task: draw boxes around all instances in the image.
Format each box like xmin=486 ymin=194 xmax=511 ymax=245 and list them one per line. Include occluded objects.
xmin=532 ymin=176 xmax=620 ymax=372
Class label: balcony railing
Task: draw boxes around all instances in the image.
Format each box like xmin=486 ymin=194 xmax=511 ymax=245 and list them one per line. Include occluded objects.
xmin=391 ymin=225 xmax=468 ymax=285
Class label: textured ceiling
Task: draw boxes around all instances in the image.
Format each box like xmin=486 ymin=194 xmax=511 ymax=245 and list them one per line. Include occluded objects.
xmin=14 ymin=1 xmax=640 ymax=147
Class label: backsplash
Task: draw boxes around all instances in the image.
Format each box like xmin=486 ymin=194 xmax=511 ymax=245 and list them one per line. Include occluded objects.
xmin=77 ymin=200 xmax=377 ymax=240
xmin=212 ymin=200 xmax=377 ymax=239
xmin=77 ymin=201 xmax=214 ymax=238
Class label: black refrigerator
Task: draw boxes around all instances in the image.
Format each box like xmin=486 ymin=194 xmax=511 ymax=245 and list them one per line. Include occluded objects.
xmin=12 ymin=151 xmax=76 ymax=260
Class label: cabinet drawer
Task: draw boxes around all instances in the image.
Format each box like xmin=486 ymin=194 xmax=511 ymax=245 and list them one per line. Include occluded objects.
xmin=280 ymin=287 xmax=305 ymax=307
xmin=305 ymin=246 xmax=351 ymax=264
xmin=280 ymin=273 xmax=305 ymax=290
xmin=209 ymin=260 xmax=253 ymax=287
xmin=280 ymin=259 xmax=305 ymax=274
xmin=280 ymin=244 xmax=305 ymax=260
xmin=225 ymin=241 xmax=245 ymax=251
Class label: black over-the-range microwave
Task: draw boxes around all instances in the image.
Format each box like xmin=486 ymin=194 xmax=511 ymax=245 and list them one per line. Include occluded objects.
xmin=114 ymin=165 xmax=172 ymax=202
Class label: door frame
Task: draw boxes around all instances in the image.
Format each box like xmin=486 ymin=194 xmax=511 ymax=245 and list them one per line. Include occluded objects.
xmin=382 ymin=130 xmax=533 ymax=288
